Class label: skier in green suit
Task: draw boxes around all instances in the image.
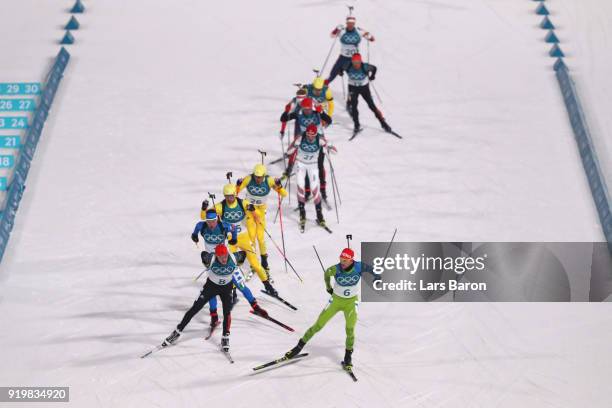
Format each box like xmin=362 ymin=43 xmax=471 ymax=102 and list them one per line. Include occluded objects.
xmin=284 ymin=247 xmax=379 ymax=369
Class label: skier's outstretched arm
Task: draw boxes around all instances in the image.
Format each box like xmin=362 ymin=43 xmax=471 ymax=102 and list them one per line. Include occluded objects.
xmin=360 ymin=262 xmax=382 ymax=281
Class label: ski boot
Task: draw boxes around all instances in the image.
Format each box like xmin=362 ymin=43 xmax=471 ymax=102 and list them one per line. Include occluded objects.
xmin=316 ymin=203 xmax=327 ymax=228
xmin=261 ymin=254 xmax=270 ymax=272
xmin=163 ymin=329 xmax=181 ymax=346
xmin=250 ymin=300 xmax=269 ymax=318
xmin=263 ymin=279 xmax=278 ymax=297
xmin=380 ymin=119 xmax=392 ymax=132
xmin=265 ymin=268 xmax=274 ymax=284
xmin=285 ymin=339 xmax=306 ymax=359
xmin=221 ymin=335 xmax=230 ymax=352
xmin=343 ymin=349 xmax=353 ymax=369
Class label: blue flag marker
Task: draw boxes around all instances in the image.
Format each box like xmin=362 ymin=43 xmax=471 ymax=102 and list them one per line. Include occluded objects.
xmin=0 ymin=155 xmax=14 ymax=169
xmin=0 ymin=136 xmax=20 ymax=149
xmin=0 ymin=83 xmax=41 ymax=95
xmin=0 ymin=117 xmax=28 ymax=129
xmin=0 ymin=99 xmax=36 ymax=111
xmin=65 ymin=16 xmax=80 ymax=30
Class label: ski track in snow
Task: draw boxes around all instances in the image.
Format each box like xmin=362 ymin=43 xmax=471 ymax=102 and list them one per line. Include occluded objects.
xmin=0 ymin=1 xmax=611 ymax=407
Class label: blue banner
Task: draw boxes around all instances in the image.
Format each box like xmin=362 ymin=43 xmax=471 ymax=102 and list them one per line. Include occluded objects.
xmin=0 ymin=117 xmax=28 ymax=129
xmin=0 ymin=136 xmax=20 ymax=149
xmin=0 ymin=48 xmax=70 ymax=262
xmin=556 ymin=63 xmax=612 ymax=250
xmin=0 ymin=83 xmax=41 ymax=95
xmin=0 ymin=98 xmax=36 ymax=111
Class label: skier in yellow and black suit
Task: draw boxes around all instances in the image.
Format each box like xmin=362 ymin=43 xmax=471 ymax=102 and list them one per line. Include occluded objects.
xmin=236 ymin=164 xmax=288 ymax=274
xmin=201 ymin=183 xmax=279 ymax=296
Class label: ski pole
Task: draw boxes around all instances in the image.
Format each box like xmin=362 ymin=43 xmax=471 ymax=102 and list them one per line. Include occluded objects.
xmin=382 ymin=228 xmax=398 ymax=260
xmin=263 ymin=227 xmax=303 ymax=282
xmin=251 ymin=207 xmax=301 ymax=282
xmin=273 ymin=131 xmax=290 ymax=224
xmin=326 ymin=147 xmax=342 ymax=208
xmin=278 ymin=194 xmax=288 ymax=274
xmin=320 ymin=36 xmax=338 ymax=74
xmin=371 ymin=82 xmax=383 ymax=105
xmin=258 ymin=149 xmax=267 ymax=164
xmin=341 ymin=74 xmax=346 ymax=102
xmin=346 ymin=234 xmax=352 ymax=248
xmin=287 ymin=125 xmax=292 ymax=205
xmin=313 ymin=245 xmax=326 ymax=273
xmin=327 ymin=148 xmax=342 ymax=205
xmin=194 ymin=268 xmax=208 ymax=282
xmin=208 ymin=192 xmax=219 ymax=218
xmin=327 ymin=151 xmax=340 ymax=224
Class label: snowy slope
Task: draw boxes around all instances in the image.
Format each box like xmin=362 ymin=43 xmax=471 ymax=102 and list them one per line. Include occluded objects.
xmin=0 ymin=1 xmax=610 ymax=407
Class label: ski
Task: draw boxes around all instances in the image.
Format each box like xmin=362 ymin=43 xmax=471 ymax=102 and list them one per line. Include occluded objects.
xmin=318 ymin=223 xmax=333 ymax=234
xmin=384 ymin=129 xmax=402 ymax=139
xmin=140 ymin=344 xmax=167 ymax=358
xmin=260 ymin=290 xmax=298 ymax=311
xmin=222 ymin=348 xmax=235 ymax=364
xmin=253 ymin=353 xmax=309 ymax=371
xmin=249 ymin=310 xmax=295 ymax=332
xmin=349 ymin=127 xmax=363 ymax=141
xmin=205 ymin=321 xmax=220 ymax=340
xmin=341 ymin=361 xmax=358 ymax=382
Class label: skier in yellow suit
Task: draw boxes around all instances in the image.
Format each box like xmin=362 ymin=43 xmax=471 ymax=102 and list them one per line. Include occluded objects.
xmin=236 ymin=164 xmax=288 ymax=274
xmin=200 ymin=183 xmax=279 ymax=296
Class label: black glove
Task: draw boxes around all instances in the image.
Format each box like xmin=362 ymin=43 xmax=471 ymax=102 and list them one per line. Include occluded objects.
xmin=326 ymin=288 xmax=333 ymax=295
xmin=191 ymin=233 xmax=199 ymax=243
xmin=228 ymin=235 xmax=238 ymax=246
xmin=274 ymin=177 xmax=283 ymax=187
xmin=280 ymin=112 xmax=289 ymax=122
xmin=201 ymin=200 xmax=209 ymax=211
xmin=247 ymin=203 xmax=256 ymax=212
xmin=236 ymin=178 xmax=243 ymax=186
xmin=201 ymin=251 xmax=213 ymax=268
xmin=369 ymin=74 xmax=376 ymax=81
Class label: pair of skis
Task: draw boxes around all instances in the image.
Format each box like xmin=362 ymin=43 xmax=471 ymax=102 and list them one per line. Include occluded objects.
xmin=141 ymin=308 xmax=295 ymax=360
xmin=349 ymin=127 xmax=402 ymax=141
xmin=252 ymin=353 xmax=357 ymax=381
xmin=298 ymin=219 xmax=333 ymax=234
